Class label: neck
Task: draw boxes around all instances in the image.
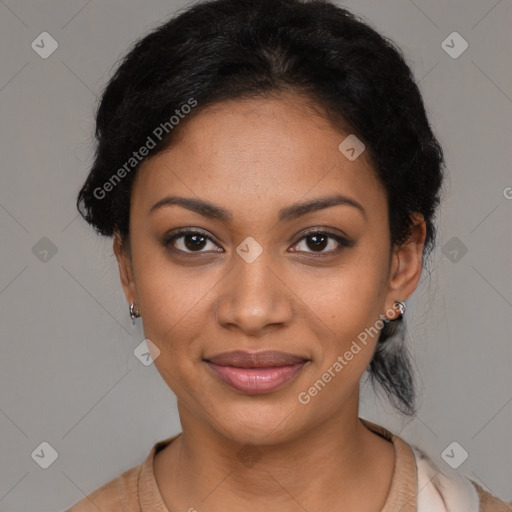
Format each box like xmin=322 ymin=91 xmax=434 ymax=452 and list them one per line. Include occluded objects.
xmin=154 ymin=396 xmax=395 ymax=511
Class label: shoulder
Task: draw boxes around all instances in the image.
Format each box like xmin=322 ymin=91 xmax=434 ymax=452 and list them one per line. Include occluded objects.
xmin=411 ymin=444 xmax=512 ymax=512
xmin=64 ymin=433 xmax=181 ymax=511
xmin=471 ymin=479 xmax=512 ymax=512
xmin=64 ymin=463 xmax=142 ymax=512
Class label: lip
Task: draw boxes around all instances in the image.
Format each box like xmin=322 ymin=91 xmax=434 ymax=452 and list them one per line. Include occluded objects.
xmin=205 ymin=350 xmax=308 ymax=367
xmin=204 ymin=350 xmax=310 ymax=395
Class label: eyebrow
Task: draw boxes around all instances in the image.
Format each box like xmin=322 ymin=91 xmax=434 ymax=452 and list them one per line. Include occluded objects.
xmin=148 ymin=194 xmax=367 ymax=222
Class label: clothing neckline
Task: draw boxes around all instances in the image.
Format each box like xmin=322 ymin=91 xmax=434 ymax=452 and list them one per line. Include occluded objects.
xmin=136 ymin=417 xmax=418 ymax=511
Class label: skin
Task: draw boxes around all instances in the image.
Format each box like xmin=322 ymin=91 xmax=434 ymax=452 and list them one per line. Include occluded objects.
xmin=113 ymin=92 xmax=426 ymax=511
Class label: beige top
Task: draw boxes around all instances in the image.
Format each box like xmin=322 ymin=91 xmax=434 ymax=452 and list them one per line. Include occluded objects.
xmin=66 ymin=418 xmax=511 ymax=511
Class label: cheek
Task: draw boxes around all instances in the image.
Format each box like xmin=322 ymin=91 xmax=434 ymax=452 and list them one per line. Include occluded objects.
xmin=289 ymin=257 xmax=387 ymax=372
xmin=133 ymin=255 xmax=223 ymax=360
xmin=293 ymin=277 xmax=384 ymax=411
xmin=296 ymin=257 xmax=386 ymax=330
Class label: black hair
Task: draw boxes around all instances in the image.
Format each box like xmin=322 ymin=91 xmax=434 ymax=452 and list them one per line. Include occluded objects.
xmin=76 ymin=0 xmax=445 ymax=415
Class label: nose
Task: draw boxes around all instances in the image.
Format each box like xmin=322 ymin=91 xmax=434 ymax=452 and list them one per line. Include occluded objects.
xmin=215 ymin=247 xmax=294 ymax=337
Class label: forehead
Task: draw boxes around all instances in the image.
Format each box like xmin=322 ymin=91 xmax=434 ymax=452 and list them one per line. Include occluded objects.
xmin=132 ymin=94 xmax=386 ymax=222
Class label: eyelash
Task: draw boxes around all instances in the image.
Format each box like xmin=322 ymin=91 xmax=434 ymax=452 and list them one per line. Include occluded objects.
xmin=163 ymin=228 xmax=354 ymax=257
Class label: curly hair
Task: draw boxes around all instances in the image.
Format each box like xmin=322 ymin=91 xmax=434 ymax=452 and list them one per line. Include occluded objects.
xmin=76 ymin=0 xmax=445 ymax=415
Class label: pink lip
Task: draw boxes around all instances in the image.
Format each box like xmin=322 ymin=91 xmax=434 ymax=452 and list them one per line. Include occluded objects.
xmin=204 ymin=350 xmax=310 ymax=394
xmin=206 ymin=361 xmax=307 ymax=394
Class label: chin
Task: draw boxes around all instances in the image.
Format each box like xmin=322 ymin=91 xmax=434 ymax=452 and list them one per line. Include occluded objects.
xmin=208 ymin=397 xmax=309 ymax=446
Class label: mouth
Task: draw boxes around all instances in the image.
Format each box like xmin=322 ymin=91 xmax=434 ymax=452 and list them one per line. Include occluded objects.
xmin=203 ymin=350 xmax=310 ymax=395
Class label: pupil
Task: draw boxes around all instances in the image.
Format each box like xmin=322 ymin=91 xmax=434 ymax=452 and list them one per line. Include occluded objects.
xmin=308 ymin=234 xmax=327 ymax=251
xmin=185 ymin=234 xmax=206 ymax=251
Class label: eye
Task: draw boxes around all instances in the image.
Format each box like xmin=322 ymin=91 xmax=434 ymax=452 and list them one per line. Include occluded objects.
xmin=163 ymin=229 xmax=223 ymax=254
xmin=290 ymin=230 xmax=354 ymax=255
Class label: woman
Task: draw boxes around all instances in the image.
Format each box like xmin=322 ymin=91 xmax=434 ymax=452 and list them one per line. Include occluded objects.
xmin=68 ymin=0 xmax=511 ymax=510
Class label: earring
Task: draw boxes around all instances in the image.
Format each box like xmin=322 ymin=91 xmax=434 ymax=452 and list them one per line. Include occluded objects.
xmin=383 ymin=300 xmax=406 ymax=323
xmin=129 ymin=302 xmax=140 ymax=319
xmin=394 ymin=300 xmax=406 ymax=320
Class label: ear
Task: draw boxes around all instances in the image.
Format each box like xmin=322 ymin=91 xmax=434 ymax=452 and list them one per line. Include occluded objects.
xmin=113 ymin=231 xmax=137 ymax=306
xmin=384 ymin=212 xmax=426 ymax=318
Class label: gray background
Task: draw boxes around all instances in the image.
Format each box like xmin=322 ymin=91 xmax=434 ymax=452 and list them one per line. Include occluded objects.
xmin=0 ymin=0 xmax=511 ymax=510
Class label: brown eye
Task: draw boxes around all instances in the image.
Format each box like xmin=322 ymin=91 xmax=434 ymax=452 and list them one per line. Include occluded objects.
xmin=164 ymin=229 xmax=222 ymax=253
xmin=290 ymin=230 xmax=354 ymax=255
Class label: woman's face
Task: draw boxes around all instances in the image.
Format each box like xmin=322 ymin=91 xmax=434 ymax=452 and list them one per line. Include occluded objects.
xmin=114 ymin=93 xmax=425 ymax=445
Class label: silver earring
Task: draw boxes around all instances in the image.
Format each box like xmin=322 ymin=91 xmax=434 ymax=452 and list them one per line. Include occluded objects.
xmin=394 ymin=300 xmax=406 ymax=319
xmin=129 ymin=302 xmax=140 ymax=319
xmin=383 ymin=300 xmax=406 ymax=323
